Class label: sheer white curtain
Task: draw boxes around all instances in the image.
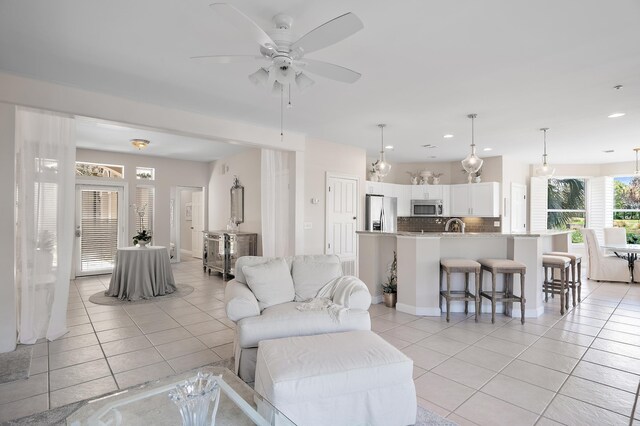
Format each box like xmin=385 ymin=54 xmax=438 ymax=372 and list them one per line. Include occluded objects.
xmin=15 ymin=107 xmax=76 ymax=343
xmin=261 ymin=149 xmax=292 ymax=257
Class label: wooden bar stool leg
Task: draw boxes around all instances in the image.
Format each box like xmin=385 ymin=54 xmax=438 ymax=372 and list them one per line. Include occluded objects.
xmin=571 ymin=263 xmax=576 ymax=307
xmin=565 ymin=266 xmax=570 ymax=311
xmin=560 ymin=267 xmax=565 ymax=315
xmin=544 ymin=266 xmax=549 ymax=302
xmin=577 ymin=261 xmax=582 ymax=302
xmin=439 ymin=266 xmax=443 ymax=312
xmin=478 ymin=270 xmax=483 ymax=315
xmin=464 ymin=272 xmax=470 ymax=315
xmin=475 ymin=271 xmax=480 ymax=323
xmin=446 ymin=271 xmax=451 ymax=322
xmin=520 ymin=272 xmax=526 ymax=324
xmin=491 ymin=271 xmax=497 ymax=324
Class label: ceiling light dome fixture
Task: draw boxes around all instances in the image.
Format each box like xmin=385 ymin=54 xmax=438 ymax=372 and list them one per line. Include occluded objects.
xmin=131 ymin=139 xmax=150 ymax=150
xmin=461 ymin=113 xmax=483 ymax=174
xmin=535 ymin=128 xmax=555 ymax=177
xmin=373 ymin=124 xmax=391 ymax=178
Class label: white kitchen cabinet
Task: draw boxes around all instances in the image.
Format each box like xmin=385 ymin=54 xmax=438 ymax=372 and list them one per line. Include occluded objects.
xmin=365 ymin=181 xmax=385 ymax=195
xmin=449 ymin=182 xmax=499 ymax=217
xmin=411 ymin=185 xmax=427 ymax=200
xmin=395 ymin=184 xmax=412 ymax=217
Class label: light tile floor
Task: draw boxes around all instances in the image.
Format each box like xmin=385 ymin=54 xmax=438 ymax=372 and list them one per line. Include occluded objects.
xmin=1 ymin=259 xmax=640 ymax=425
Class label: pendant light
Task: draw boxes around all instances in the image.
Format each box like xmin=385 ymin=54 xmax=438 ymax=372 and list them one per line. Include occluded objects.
xmin=373 ymin=124 xmax=391 ymax=178
xmin=461 ymin=114 xmax=483 ymax=174
xmin=634 ymin=148 xmax=640 ymax=175
xmin=535 ymin=128 xmax=555 ymax=177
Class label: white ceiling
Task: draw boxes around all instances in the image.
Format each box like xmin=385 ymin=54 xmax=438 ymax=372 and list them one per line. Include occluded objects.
xmin=76 ymin=118 xmax=246 ymax=162
xmin=1 ymin=0 xmax=639 ymax=164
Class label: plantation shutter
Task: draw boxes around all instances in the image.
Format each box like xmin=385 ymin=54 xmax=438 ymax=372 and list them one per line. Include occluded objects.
xmin=530 ymin=177 xmax=548 ymax=232
xmin=589 ymin=177 xmax=613 ymax=243
xmin=135 ymin=186 xmax=154 ymax=233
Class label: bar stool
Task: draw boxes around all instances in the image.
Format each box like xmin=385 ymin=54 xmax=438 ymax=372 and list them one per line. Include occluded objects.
xmin=478 ymin=259 xmax=526 ymax=324
xmin=542 ymin=255 xmax=571 ymax=315
xmin=440 ymin=259 xmax=481 ymax=322
xmin=544 ymin=251 xmax=582 ymax=306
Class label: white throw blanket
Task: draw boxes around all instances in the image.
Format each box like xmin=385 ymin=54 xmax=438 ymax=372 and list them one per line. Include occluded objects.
xmin=295 ymin=276 xmax=363 ymax=323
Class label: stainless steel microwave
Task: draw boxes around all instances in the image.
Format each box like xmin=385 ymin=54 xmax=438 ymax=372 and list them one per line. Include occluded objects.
xmin=411 ymin=199 xmax=443 ymax=217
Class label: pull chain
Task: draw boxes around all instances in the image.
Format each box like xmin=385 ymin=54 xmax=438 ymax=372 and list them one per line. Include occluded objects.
xmin=280 ymin=84 xmax=284 ymax=141
xmin=287 ymin=83 xmax=292 ymax=109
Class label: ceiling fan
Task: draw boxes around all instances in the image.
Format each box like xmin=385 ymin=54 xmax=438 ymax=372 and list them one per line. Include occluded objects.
xmin=193 ymin=3 xmax=364 ymax=93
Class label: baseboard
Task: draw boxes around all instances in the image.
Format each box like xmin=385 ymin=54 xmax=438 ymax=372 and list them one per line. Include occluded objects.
xmin=396 ymin=303 xmax=441 ymax=316
xmin=180 ymin=249 xmax=193 ymax=256
xmin=372 ymin=295 xmax=383 ymax=304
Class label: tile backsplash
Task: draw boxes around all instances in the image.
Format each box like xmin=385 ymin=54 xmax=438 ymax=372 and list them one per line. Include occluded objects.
xmin=397 ymin=216 xmax=501 ymax=233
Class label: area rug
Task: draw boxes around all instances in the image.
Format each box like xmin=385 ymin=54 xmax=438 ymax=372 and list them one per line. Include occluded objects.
xmin=7 ymin=356 xmax=456 ymax=425
xmin=0 ymin=346 xmax=32 ymax=385
xmin=88 ymin=284 xmax=194 ymax=306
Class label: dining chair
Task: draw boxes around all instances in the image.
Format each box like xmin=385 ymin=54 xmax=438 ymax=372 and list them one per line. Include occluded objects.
xmin=580 ymin=228 xmax=630 ymax=283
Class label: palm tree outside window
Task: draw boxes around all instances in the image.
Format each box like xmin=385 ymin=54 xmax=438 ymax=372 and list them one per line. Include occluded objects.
xmin=547 ymin=178 xmax=586 ymax=243
xmin=613 ymin=176 xmax=640 ymax=243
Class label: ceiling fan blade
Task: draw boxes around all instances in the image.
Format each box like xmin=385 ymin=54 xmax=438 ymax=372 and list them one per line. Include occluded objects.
xmin=191 ymin=55 xmax=265 ymax=64
xmin=210 ymin=3 xmax=276 ymax=50
xmin=297 ymin=59 xmax=361 ymax=83
xmin=291 ymin=12 xmax=363 ymax=55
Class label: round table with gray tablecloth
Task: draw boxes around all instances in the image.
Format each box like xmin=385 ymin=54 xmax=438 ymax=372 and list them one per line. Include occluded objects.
xmin=106 ymin=246 xmax=177 ymax=300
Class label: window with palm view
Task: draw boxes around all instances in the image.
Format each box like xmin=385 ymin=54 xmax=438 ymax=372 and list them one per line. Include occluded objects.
xmin=547 ymin=178 xmax=586 ymax=243
xmin=613 ymin=176 xmax=640 ymax=243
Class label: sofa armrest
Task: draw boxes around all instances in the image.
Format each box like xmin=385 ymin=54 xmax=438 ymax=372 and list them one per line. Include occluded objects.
xmin=224 ymin=279 xmax=260 ymax=322
xmin=331 ymin=276 xmax=372 ymax=311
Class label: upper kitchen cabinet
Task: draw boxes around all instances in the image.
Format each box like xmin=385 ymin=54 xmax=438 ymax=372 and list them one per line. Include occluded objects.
xmin=449 ymin=182 xmax=500 ymax=217
xmin=411 ymin=184 xmax=445 ymax=201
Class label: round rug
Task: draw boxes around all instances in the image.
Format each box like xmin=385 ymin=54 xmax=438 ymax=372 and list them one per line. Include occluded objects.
xmin=88 ymin=284 xmax=194 ymax=306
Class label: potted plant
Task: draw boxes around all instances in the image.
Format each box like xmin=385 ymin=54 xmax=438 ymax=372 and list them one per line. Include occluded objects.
xmin=133 ymin=229 xmax=152 ymax=247
xmin=369 ymin=162 xmax=380 ymax=182
xmin=382 ymin=251 xmax=398 ymax=307
xmin=431 ymin=172 xmax=444 ymax=185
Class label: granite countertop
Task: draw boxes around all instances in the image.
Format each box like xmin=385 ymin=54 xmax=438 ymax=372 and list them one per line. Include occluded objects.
xmin=357 ymin=230 xmax=572 ymax=238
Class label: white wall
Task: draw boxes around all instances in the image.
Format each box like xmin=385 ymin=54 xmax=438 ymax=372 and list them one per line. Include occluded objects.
xmin=304 ymin=138 xmax=367 ymax=255
xmin=208 ymin=149 xmax=263 ymax=255
xmin=502 ymin=156 xmax=530 ymax=232
xmin=76 ymin=149 xmax=210 ymax=250
xmin=0 ymin=103 xmax=16 ymax=352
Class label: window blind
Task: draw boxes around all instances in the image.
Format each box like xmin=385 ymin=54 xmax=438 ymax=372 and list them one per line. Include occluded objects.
xmin=80 ymin=190 xmax=119 ymax=272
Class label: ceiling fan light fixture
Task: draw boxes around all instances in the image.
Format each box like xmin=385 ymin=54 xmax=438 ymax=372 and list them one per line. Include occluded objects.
xmin=248 ymin=68 xmax=269 ymax=86
xmin=461 ymin=114 xmax=483 ymax=174
xmin=295 ymin=72 xmax=314 ymax=91
xmin=373 ymin=124 xmax=391 ymax=178
xmin=535 ymin=128 xmax=555 ymax=178
xmin=131 ymin=139 xmax=150 ymax=150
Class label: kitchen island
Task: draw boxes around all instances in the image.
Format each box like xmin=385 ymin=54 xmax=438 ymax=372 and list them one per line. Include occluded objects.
xmin=357 ymin=231 xmax=572 ymax=318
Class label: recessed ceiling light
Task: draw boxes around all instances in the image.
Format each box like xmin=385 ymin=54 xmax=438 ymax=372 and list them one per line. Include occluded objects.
xmin=603 ymin=149 xmax=615 ymax=153
xmin=385 ymin=145 xmax=394 ymax=150
xmin=443 ymin=134 xmax=454 ymax=139
xmin=421 ymin=144 xmax=438 ymax=148
xmin=608 ymin=112 xmax=626 ymax=118
xmin=483 ymin=147 xmax=493 ymax=151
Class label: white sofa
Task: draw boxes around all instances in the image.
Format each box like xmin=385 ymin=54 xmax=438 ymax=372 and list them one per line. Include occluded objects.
xmin=224 ymin=255 xmax=372 ymax=382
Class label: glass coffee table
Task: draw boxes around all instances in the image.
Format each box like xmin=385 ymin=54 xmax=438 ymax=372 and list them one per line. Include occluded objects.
xmin=66 ymin=366 xmax=295 ymax=426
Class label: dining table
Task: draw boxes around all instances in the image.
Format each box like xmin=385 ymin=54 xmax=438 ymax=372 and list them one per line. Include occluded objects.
xmin=106 ymin=245 xmax=177 ymax=300
xmin=600 ymin=243 xmax=640 ymax=282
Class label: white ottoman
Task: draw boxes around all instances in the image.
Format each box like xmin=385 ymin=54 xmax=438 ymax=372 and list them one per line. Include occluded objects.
xmin=254 ymin=330 xmax=417 ymax=426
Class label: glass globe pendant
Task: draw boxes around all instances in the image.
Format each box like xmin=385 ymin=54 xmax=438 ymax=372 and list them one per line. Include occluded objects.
xmin=373 ymin=124 xmax=391 ymax=178
xmin=461 ymin=114 xmax=483 ymax=174
xmin=535 ymin=128 xmax=555 ymax=177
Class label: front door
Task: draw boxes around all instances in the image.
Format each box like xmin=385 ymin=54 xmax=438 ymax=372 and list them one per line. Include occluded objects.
xmin=326 ymin=175 xmax=359 ymax=275
xmin=75 ymin=185 xmax=125 ymax=276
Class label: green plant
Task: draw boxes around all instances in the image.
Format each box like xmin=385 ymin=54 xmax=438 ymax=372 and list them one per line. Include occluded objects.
xmin=133 ymin=229 xmax=152 ymax=245
xmin=382 ymin=251 xmax=398 ymax=294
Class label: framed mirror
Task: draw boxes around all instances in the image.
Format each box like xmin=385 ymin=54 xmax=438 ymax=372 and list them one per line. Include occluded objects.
xmin=230 ymin=176 xmax=244 ymax=224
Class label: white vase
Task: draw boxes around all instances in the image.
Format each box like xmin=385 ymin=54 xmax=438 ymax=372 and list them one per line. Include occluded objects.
xmin=138 ymin=241 xmax=149 ymax=248
xmin=432 ymin=177 xmax=441 ymax=185
xmin=368 ymin=172 xmax=380 ymax=182
xmin=473 ymin=176 xmax=482 ymax=183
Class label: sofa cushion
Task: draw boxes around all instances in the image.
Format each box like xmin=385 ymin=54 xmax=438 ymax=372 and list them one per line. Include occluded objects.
xmin=236 ymin=302 xmax=371 ymax=348
xmin=242 ymin=258 xmax=295 ymax=310
xmin=235 ymin=256 xmax=294 ymax=285
xmin=292 ymin=255 xmax=343 ymax=301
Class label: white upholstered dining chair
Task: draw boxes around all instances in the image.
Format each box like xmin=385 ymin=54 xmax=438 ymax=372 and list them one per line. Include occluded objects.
xmin=580 ymin=228 xmax=630 ymax=283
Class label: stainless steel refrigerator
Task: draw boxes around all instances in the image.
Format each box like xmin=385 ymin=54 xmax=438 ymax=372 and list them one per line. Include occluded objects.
xmin=365 ymin=194 xmax=398 ymax=232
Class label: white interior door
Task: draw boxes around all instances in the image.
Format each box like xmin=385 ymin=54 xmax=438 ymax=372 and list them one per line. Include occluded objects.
xmin=75 ymin=184 xmax=125 ymax=276
xmin=511 ymin=183 xmax=527 ymax=233
xmin=326 ymin=175 xmax=358 ymax=275
xmin=191 ymin=191 xmax=204 ymax=259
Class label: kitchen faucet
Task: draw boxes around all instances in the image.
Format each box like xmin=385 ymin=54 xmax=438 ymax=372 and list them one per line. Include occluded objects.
xmin=444 ymin=218 xmax=466 ymax=233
